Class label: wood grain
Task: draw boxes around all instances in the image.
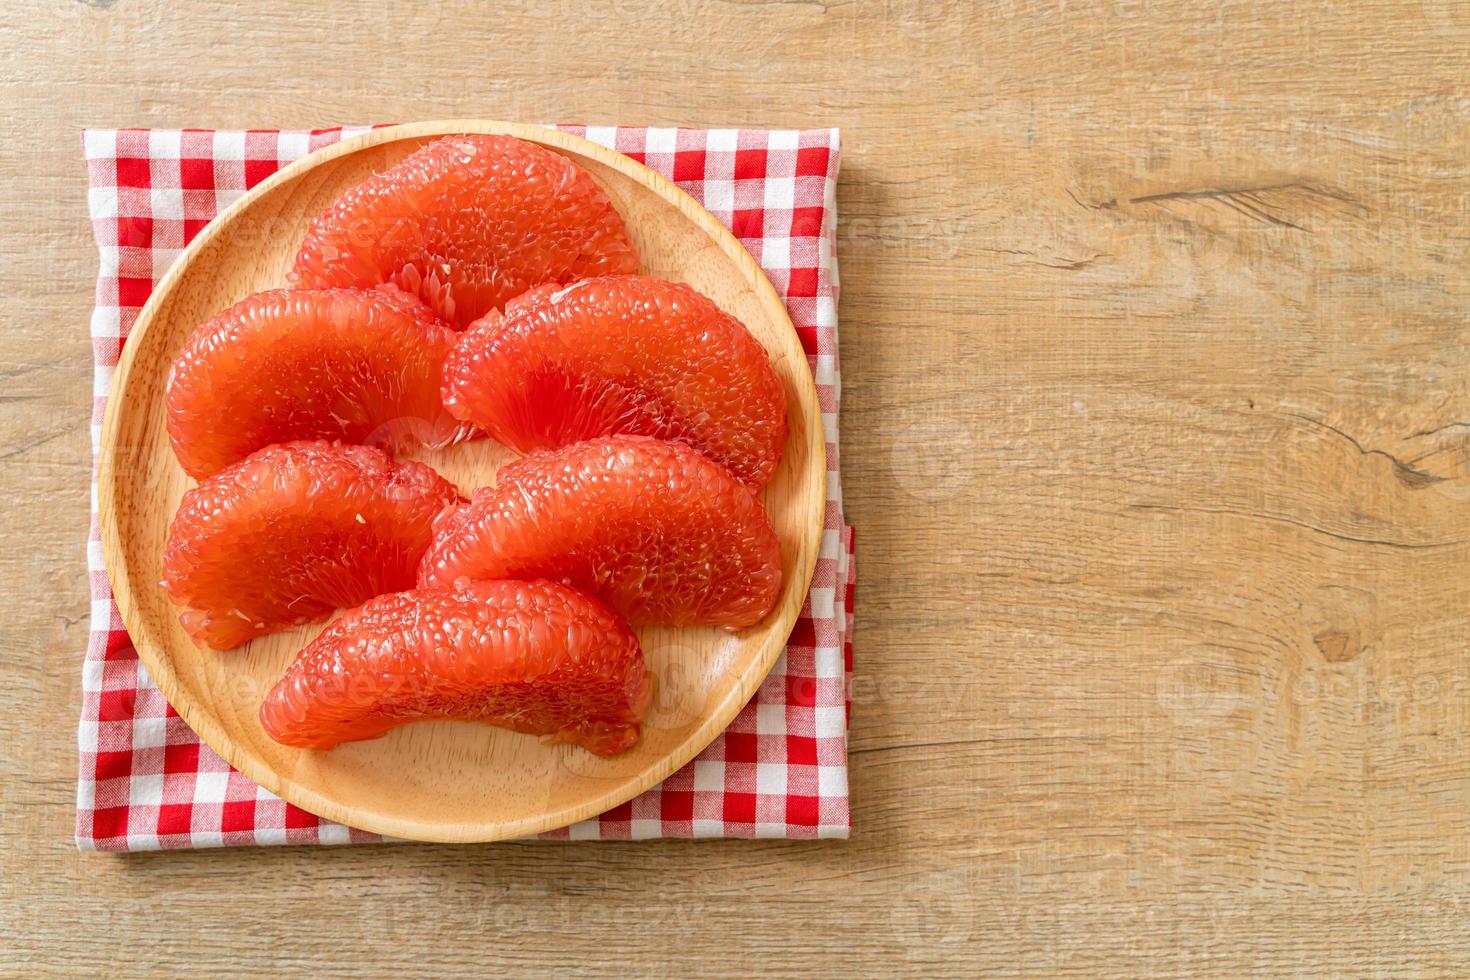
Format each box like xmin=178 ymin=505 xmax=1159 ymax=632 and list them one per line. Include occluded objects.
xmin=3 ymin=0 xmax=1469 ymax=974
xmin=97 ymin=120 xmax=824 ymax=843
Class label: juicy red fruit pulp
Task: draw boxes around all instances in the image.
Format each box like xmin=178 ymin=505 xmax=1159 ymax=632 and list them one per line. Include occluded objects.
xmin=161 ymin=441 xmax=460 ymax=650
xmin=443 ymin=275 xmax=789 ymax=489
xmin=166 ymin=285 xmax=472 ymax=479
xmin=260 ymin=579 xmax=651 ymax=756
xmin=291 ymin=135 xmax=640 ymax=329
xmin=418 ymin=435 xmax=783 ymax=629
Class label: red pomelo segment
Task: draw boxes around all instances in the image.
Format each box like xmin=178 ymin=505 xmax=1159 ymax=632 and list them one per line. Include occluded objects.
xmin=443 ymin=275 xmax=788 ymax=489
xmin=166 ymin=286 xmax=474 ymax=479
xmin=290 ymin=135 xmax=640 ymax=329
xmin=161 ymin=441 xmax=461 ymax=651
xmin=418 ymin=436 xmax=783 ymax=628
xmin=259 ymin=579 xmax=649 ymax=755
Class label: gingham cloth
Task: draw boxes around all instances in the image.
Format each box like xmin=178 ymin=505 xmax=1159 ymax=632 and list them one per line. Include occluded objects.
xmin=78 ymin=125 xmax=853 ymax=849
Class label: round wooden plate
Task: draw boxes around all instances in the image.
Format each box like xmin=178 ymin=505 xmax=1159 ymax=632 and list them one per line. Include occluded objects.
xmin=98 ymin=121 xmax=825 ymax=843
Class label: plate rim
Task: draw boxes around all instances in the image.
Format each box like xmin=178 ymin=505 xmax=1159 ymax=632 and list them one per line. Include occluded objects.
xmin=96 ymin=119 xmax=827 ymax=843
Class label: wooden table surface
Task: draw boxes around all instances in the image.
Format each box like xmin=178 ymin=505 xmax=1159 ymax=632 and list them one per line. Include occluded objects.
xmin=4 ymin=1 xmax=1468 ymax=975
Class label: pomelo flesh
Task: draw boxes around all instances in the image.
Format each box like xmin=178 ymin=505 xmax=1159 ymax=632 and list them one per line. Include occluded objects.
xmin=161 ymin=441 xmax=461 ymax=650
xmin=166 ymin=285 xmax=473 ymax=479
xmin=417 ymin=435 xmax=783 ymax=629
xmin=259 ymin=579 xmax=650 ymax=756
xmin=443 ymin=275 xmax=788 ymax=489
xmin=290 ymin=135 xmax=640 ymax=329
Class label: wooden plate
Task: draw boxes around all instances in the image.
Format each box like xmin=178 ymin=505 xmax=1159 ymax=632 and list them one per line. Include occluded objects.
xmin=97 ymin=121 xmax=825 ymax=843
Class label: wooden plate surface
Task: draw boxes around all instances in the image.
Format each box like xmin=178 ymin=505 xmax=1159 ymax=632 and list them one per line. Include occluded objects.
xmin=97 ymin=120 xmax=825 ymax=843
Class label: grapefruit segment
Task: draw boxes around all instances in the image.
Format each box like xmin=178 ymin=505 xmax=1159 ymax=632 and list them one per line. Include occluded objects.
xmin=259 ymin=579 xmax=650 ymax=755
xmin=443 ymin=275 xmax=788 ymax=489
xmin=166 ymin=286 xmax=473 ymax=479
xmin=290 ymin=135 xmax=640 ymax=328
xmin=161 ymin=441 xmax=460 ymax=651
xmin=418 ymin=436 xmax=783 ymax=628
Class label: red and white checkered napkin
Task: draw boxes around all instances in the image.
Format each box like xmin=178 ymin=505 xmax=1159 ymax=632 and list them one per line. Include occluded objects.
xmin=78 ymin=125 xmax=853 ymax=849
